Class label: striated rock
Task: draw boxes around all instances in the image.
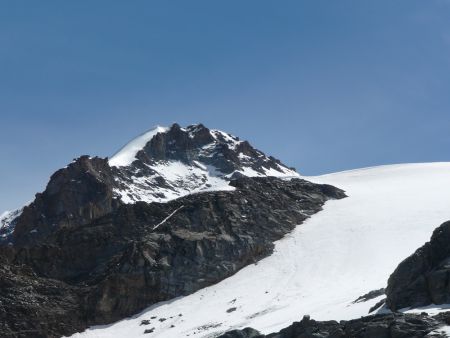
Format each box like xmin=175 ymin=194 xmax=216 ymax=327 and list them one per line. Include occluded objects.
xmin=386 ymin=221 xmax=450 ymax=311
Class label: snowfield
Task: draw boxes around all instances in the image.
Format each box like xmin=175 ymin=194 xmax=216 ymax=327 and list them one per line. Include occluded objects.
xmin=70 ymin=162 xmax=450 ymax=338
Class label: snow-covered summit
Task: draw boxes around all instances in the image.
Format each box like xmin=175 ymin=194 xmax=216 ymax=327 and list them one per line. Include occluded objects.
xmin=109 ymin=126 xmax=169 ymax=167
xmin=110 ymin=123 xmax=299 ymax=204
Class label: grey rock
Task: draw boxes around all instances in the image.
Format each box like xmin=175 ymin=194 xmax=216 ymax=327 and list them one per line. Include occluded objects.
xmin=219 ymin=313 xmax=449 ymax=338
xmin=386 ymin=221 xmax=450 ymax=311
xmin=219 ymin=328 xmax=263 ymax=338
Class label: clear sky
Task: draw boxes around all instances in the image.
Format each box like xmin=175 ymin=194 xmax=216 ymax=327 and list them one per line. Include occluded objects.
xmin=1 ymin=1 xmax=450 ymax=211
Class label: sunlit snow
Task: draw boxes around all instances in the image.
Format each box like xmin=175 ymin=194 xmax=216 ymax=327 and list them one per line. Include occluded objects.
xmin=109 ymin=126 xmax=169 ymax=167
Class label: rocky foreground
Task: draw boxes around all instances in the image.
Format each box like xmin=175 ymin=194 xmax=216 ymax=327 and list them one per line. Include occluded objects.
xmin=219 ymin=312 xmax=450 ymax=338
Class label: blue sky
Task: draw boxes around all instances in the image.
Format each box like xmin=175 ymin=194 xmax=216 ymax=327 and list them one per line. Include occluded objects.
xmin=1 ymin=1 xmax=450 ymax=210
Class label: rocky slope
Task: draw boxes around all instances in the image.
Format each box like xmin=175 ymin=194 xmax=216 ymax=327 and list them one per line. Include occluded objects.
xmin=0 ymin=124 xmax=345 ymax=338
xmin=0 ymin=255 xmax=85 ymax=338
xmin=386 ymin=221 xmax=450 ymax=311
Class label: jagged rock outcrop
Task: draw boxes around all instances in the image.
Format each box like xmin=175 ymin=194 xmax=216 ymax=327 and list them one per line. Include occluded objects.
xmin=219 ymin=313 xmax=450 ymax=338
xmin=386 ymin=221 xmax=450 ymax=311
xmin=0 ymin=123 xmax=346 ymax=338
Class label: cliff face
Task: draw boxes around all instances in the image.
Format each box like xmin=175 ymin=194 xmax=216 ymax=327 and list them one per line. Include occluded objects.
xmin=13 ymin=156 xmax=119 ymax=246
xmin=386 ymin=221 xmax=450 ymax=311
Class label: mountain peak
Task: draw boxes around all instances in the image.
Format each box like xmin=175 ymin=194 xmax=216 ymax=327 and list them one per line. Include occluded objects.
xmin=109 ymin=123 xmax=299 ymax=204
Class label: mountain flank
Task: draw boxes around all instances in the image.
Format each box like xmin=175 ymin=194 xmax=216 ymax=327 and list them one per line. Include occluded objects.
xmin=0 ymin=123 xmax=345 ymax=337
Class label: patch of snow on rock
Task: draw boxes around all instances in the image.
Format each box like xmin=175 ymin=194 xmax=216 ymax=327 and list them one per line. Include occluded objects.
xmin=0 ymin=207 xmax=24 ymax=241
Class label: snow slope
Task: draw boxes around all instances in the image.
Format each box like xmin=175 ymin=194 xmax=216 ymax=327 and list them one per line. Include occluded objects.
xmin=70 ymin=162 xmax=450 ymax=338
xmin=111 ymin=160 xmax=237 ymax=204
xmin=109 ymin=126 xmax=169 ymax=167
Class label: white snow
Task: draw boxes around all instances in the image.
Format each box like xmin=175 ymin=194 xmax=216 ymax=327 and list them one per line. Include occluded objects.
xmin=109 ymin=126 xmax=168 ymax=167
xmin=226 ymin=164 xmax=298 ymax=179
xmin=402 ymin=303 xmax=450 ymax=316
xmin=152 ymin=206 xmax=184 ymax=230
xmin=70 ymin=162 xmax=450 ymax=338
xmin=210 ymin=129 xmax=242 ymax=150
xmin=264 ymin=164 xmax=298 ymax=177
xmin=431 ymin=325 xmax=450 ymax=336
xmin=113 ymin=160 xmax=236 ymax=204
xmin=0 ymin=211 xmax=10 ymax=222
xmin=0 ymin=207 xmax=25 ymax=240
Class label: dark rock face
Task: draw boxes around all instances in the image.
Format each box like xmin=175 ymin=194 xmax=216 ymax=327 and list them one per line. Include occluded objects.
xmin=218 ymin=313 xmax=449 ymax=338
xmin=13 ymin=156 xmax=119 ymax=246
xmin=386 ymin=221 xmax=450 ymax=311
xmin=0 ymin=155 xmax=345 ymax=337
